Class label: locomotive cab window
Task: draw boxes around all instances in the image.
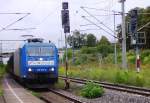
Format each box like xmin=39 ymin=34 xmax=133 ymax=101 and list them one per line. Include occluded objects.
xmin=27 ymin=47 xmax=54 ymax=56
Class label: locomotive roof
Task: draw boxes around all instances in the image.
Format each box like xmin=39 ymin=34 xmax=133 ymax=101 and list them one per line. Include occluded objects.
xmin=24 ymin=42 xmax=56 ymax=47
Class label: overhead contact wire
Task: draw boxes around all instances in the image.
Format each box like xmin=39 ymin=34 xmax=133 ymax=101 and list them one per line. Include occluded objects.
xmin=0 ymin=13 xmax=30 ymax=32
xmin=82 ymin=16 xmax=118 ymax=39
xmin=81 ymin=7 xmax=115 ymax=33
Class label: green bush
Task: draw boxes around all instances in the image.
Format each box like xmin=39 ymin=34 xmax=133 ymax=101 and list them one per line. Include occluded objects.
xmin=63 ymin=49 xmax=72 ymax=61
xmin=141 ymin=50 xmax=150 ymax=64
xmin=143 ymin=55 xmax=150 ymax=64
xmin=81 ymin=81 xmax=104 ymax=98
xmin=115 ymin=71 xmax=128 ymax=84
xmin=115 ymin=71 xmax=145 ymax=87
xmin=74 ymin=54 xmax=88 ymax=65
xmin=0 ymin=65 xmax=6 ymax=78
xmin=74 ymin=58 xmax=81 ymax=65
xmin=97 ymin=44 xmax=113 ymax=57
xmin=104 ymin=54 xmax=114 ymax=63
xmin=128 ymin=55 xmax=136 ymax=64
xmin=74 ymin=54 xmax=98 ymax=65
xmin=0 ymin=64 xmax=5 ymax=96
xmin=135 ymin=74 xmax=145 ymax=87
xmin=87 ymin=54 xmax=97 ymax=62
xmin=141 ymin=50 xmax=150 ymax=59
xmin=80 ymin=47 xmax=97 ymax=54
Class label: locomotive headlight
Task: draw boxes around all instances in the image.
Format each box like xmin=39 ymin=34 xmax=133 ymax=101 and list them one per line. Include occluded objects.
xmin=28 ymin=68 xmax=32 ymax=72
xmin=39 ymin=58 xmax=43 ymax=61
xmin=50 ymin=68 xmax=54 ymax=71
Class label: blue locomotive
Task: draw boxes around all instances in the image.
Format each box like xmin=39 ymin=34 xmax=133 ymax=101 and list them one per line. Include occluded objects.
xmin=7 ymin=38 xmax=59 ymax=88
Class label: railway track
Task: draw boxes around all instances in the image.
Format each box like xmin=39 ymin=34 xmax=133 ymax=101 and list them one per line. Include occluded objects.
xmin=39 ymin=89 xmax=84 ymax=103
xmin=59 ymin=76 xmax=150 ymax=97
xmin=1 ymin=95 xmax=6 ymax=103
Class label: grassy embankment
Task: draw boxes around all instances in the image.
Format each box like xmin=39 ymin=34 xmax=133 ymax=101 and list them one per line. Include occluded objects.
xmin=59 ymin=63 xmax=150 ymax=88
xmin=0 ymin=64 xmax=6 ymax=96
xmin=59 ymin=49 xmax=150 ymax=88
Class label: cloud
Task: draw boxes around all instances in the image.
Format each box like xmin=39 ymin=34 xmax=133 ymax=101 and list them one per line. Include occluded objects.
xmin=0 ymin=0 xmax=149 ymax=51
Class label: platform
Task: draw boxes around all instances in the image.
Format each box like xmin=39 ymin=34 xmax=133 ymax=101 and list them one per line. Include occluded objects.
xmin=2 ymin=76 xmax=45 ymax=103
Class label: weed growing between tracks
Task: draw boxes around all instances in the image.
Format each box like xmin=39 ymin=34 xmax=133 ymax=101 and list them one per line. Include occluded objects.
xmin=30 ymin=91 xmax=40 ymax=97
xmin=55 ymin=79 xmax=105 ymax=99
xmin=81 ymin=81 xmax=104 ymax=99
xmin=54 ymin=79 xmax=66 ymax=89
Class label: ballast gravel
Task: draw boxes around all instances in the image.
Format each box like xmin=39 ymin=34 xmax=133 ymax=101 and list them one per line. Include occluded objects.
xmin=60 ymin=88 xmax=150 ymax=103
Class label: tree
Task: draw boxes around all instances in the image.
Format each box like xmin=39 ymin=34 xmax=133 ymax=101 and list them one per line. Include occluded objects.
xmin=67 ymin=30 xmax=87 ymax=49
xmin=97 ymin=36 xmax=113 ymax=57
xmin=98 ymin=36 xmax=110 ymax=45
xmin=87 ymin=34 xmax=97 ymax=47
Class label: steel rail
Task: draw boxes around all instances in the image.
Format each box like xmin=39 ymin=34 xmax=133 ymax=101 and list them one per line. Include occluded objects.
xmin=49 ymin=89 xmax=84 ymax=103
xmin=63 ymin=76 xmax=150 ymax=92
xmin=39 ymin=89 xmax=84 ymax=103
xmin=2 ymin=95 xmax=6 ymax=103
xmin=59 ymin=76 xmax=150 ymax=97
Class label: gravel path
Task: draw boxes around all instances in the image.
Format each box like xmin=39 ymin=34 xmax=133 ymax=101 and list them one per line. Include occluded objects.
xmin=86 ymin=89 xmax=150 ymax=103
xmin=59 ymin=82 xmax=150 ymax=103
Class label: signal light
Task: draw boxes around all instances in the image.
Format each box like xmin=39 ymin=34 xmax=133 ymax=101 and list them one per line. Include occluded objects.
xmin=62 ymin=2 xmax=68 ymax=9
xmin=64 ymin=25 xmax=70 ymax=33
xmin=61 ymin=10 xmax=70 ymax=27
xmin=130 ymin=9 xmax=138 ymax=34
xmin=61 ymin=2 xmax=70 ymax=33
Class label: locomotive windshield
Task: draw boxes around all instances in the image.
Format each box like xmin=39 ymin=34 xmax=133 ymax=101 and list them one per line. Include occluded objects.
xmin=27 ymin=46 xmax=54 ymax=56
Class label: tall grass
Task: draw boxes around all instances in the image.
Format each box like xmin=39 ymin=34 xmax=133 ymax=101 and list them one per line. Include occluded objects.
xmin=0 ymin=64 xmax=6 ymax=78
xmin=60 ymin=49 xmax=150 ymax=88
xmin=0 ymin=64 xmax=6 ymax=96
xmin=59 ymin=64 xmax=150 ymax=88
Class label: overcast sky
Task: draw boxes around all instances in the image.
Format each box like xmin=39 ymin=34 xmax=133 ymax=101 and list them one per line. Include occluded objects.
xmin=0 ymin=0 xmax=150 ymax=52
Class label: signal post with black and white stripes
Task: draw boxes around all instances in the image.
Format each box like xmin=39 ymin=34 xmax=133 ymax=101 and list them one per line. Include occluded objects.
xmin=61 ymin=2 xmax=70 ymax=89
